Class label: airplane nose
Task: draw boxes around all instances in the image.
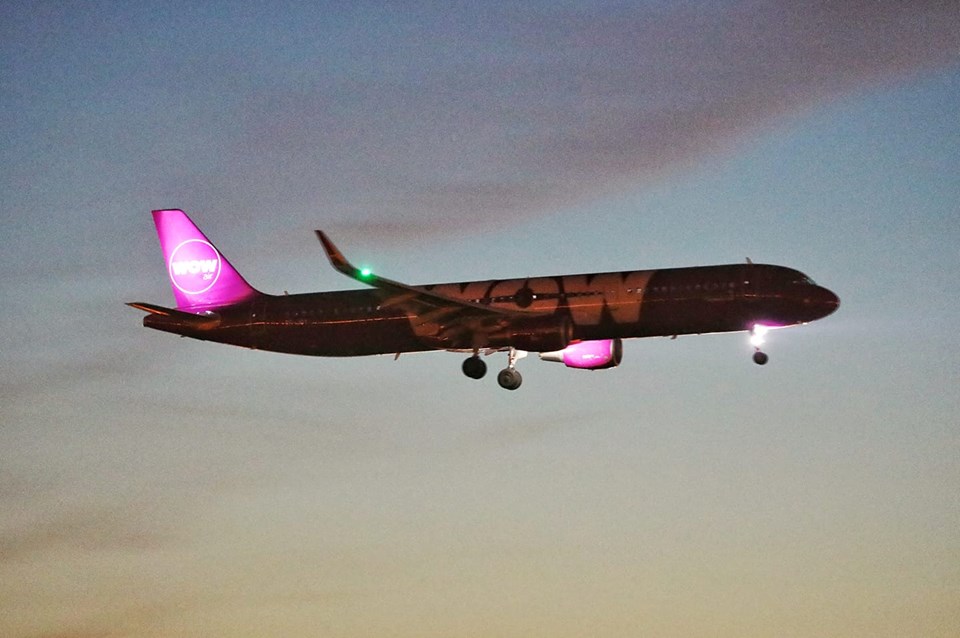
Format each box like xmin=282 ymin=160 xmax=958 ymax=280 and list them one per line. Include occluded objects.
xmin=816 ymin=286 xmax=840 ymax=316
xmin=801 ymin=286 xmax=839 ymax=320
xmin=823 ymin=288 xmax=840 ymax=312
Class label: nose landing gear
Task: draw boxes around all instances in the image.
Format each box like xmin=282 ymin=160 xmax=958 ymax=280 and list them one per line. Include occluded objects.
xmin=750 ymin=324 xmax=769 ymax=365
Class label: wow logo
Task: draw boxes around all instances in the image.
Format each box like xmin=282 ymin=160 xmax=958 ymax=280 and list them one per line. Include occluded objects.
xmin=167 ymin=239 xmax=221 ymax=296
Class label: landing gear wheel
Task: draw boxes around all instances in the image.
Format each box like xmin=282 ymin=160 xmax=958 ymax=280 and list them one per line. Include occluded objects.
xmin=753 ymin=351 xmax=769 ymax=366
xmin=497 ymin=368 xmax=523 ymax=390
xmin=462 ymin=356 xmax=487 ymax=379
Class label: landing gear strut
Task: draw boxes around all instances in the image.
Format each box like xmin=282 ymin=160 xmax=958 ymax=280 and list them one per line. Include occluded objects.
xmin=750 ymin=324 xmax=769 ymax=366
xmin=497 ymin=348 xmax=524 ymax=390
xmin=462 ymin=352 xmax=487 ymax=379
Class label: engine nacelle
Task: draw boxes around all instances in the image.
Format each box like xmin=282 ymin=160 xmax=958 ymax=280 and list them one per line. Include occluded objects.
xmin=539 ymin=338 xmax=623 ymax=370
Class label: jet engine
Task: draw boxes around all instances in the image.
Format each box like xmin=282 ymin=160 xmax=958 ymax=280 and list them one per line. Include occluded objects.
xmin=539 ymin=338 xmax=623 ymax=370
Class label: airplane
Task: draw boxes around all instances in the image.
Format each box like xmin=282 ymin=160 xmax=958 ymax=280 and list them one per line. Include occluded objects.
xmin=128 ymin=209 xmax=839 ymax=390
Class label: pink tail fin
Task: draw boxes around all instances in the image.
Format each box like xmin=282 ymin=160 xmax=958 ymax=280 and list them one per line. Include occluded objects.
xmin=152 ymin=209 xmax=260 ymax=309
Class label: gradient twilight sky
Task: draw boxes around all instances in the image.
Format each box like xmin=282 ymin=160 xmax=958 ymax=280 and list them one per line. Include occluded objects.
xmin=2 ymin=2 xmax=959 ymax=636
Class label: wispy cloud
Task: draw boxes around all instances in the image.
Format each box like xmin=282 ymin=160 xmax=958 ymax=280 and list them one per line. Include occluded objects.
xmin=0 ymin=504 xmax=174 ymax=563
xmin=203 ymin=2 xmax=960 ymax=237
xmin=2 ymin=2 xmax=956 ymax=243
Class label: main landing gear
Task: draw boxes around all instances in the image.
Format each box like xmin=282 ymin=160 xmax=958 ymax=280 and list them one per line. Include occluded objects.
xmin=462 ymin=353 xmax=487 ymax=379
xmin=462 ymin=348 xmax=525 ymax=390
xmin=750 ymin=324 xmax=769 ymax=366
xmin=497 ymin=348 xmax=524 ymax=390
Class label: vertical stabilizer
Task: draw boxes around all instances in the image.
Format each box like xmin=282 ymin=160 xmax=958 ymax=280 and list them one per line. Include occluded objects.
xmin=152 ymin=209 xmax=260 ymax=309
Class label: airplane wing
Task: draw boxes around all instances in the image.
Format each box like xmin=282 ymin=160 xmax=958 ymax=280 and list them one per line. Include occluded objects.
xmin=316 ymin=231 xmax=549 ymax=348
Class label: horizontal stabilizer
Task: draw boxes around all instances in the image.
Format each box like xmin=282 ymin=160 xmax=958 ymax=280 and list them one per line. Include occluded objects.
xmin=126 ymin=302 xmax=221 ymax=330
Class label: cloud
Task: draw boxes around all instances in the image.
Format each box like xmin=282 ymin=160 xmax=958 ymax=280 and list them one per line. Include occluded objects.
xmin=4 ymin=2 xmax=956 ymax=245
xmin=201 ymin=1 xmax=960 ymax=238
xmin=0 ymin=504 xmax=174 ymax=563
xmin=456 ymin=411 xmax=592 ymax=453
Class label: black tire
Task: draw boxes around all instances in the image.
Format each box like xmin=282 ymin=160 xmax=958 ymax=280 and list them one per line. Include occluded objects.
xmin=462 ymin=356 xmax=487 ymax=379
xmin=753 ymin=351 xmax=769 ymax=366
xmin=497 ymin=368 xmax=522 ymax=390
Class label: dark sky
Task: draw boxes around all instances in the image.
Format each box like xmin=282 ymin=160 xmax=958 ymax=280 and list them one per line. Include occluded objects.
xmin=2 ymin=2 xmax=959 ymax=636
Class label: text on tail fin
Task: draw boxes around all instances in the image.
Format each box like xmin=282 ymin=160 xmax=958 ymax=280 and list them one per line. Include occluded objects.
xmin=152 ymin=209 xmax=260 ymax=309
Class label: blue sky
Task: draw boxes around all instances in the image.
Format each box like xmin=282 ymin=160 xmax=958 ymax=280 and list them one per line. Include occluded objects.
xmin=1 ymin=2 xmax=959 ymax=636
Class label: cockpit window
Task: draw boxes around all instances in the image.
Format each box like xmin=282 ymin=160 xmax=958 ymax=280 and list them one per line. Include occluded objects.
xmin=792 ymin=275 xmax=816 ymax=285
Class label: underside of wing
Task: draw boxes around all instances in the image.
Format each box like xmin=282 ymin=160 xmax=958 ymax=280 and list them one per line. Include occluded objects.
xmin=315 ymin=231 xmax=563 ymax=349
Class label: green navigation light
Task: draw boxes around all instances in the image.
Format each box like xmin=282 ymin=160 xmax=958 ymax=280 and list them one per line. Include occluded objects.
xmin=359 ymin=267 xmax=373 ymax=279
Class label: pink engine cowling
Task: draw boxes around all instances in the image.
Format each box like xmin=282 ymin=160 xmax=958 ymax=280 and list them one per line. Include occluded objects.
xmin=539 ymin=338 xmax=623 ymax=370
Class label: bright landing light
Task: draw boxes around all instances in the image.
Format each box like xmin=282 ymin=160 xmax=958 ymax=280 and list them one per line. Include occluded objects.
xmin=750 ymin=324 xmax=769 ymax=348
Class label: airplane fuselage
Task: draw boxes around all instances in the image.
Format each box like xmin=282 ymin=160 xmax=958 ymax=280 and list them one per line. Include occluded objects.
xmin=131 ymin=209 xmax=840 ymax=389
xmin=144 ymin=262 xmax=838 ymax=356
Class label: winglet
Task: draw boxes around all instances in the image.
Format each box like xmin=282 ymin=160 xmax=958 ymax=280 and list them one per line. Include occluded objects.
xmin=315 ymin=230 xmax=378 ymax=284
xmin=316 ymin=231 xmax=354 ymax=276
